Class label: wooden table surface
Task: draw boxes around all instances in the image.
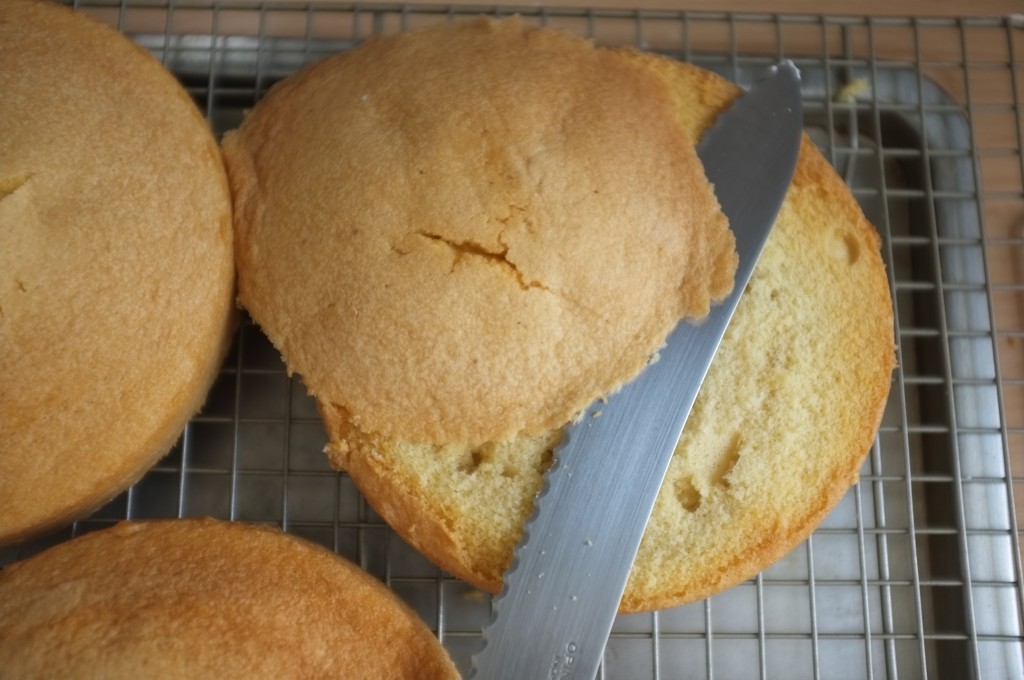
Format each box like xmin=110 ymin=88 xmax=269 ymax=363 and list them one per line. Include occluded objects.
xmin=395 ymin=0 xmax=1023 ymax=16
xmin=237 ymin=0 xmax=1022 ymax=16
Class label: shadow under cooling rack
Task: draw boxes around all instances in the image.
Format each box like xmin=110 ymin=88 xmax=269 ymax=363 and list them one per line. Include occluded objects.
xmin=4 ymin=11 xmax=1024 ymax=680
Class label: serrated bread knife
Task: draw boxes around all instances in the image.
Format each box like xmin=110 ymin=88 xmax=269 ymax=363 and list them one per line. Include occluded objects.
xmin=470 ymin=61 xmax=803 ymax=680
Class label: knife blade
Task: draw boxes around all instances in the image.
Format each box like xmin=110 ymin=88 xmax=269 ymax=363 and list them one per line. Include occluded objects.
xmin=469 ymin=61 xmax=803 ymax=680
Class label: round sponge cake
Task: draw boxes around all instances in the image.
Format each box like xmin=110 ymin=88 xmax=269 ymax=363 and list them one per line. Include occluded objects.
xmin=329 ymin=50 xmax=895 ymax=612
xmin=0 ymin=0 xmax=235 ymax=545
xmin=225 ymin=18 xmax=895 ymax=613
xmin=0 ymin=519 xmax=460 ymax=679
xmin=223 ymin=17 xmax=738 ymax=448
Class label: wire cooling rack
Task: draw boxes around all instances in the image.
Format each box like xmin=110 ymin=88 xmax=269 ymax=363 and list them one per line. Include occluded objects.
xmin=3 ymin=4 xmax=1024 ymax=679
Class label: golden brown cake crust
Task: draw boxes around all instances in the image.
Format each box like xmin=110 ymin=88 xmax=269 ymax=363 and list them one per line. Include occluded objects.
xmin=327 ymin=49 xmax=895 ymax=612
xmin=0 ymin=0 xmax=235 ymax=545
xmin=0 ymin=519 xmax=459 ymax=679
xmin=224 ymin=17 xmax=737 ymax=447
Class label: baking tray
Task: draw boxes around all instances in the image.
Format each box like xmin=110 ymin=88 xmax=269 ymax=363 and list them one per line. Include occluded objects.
xmin=3 ymin=4 xmax=1023 ymax=679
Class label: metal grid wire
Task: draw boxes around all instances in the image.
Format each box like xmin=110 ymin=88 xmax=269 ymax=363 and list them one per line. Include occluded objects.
xmin=2 ymin=4 xmax=1023 ymax=679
